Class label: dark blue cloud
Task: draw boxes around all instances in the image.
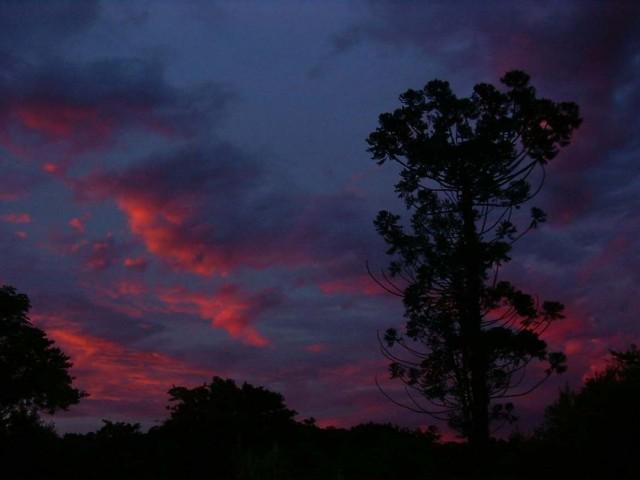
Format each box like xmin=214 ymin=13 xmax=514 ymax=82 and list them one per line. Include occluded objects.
xmin=0 ymin=0 xmax=100 ymax=51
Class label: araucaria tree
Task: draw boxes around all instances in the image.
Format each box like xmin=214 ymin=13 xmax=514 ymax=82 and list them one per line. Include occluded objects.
xmin=368 ymin=71 xmax=581 ymax=446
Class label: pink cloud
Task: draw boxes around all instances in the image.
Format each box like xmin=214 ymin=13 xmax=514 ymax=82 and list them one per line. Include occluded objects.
xmin=69 ymin=216 xmax=88 ymax=233
xmin=85 ymin=237 xmax=119 ymax=271
xmin=159 ymin=285 xmax=276 ymax=347
xmin=112 ymin=280 xmax=148 ymax=297
xmin=14 ymin=101 xmax=113 ymax=144
xmin=123 ymin=256 xmax=149 ymax=271
xmin=0 ymin=97 xmax=181 ymax=177
xmin=115 ymin=194 xmax=227 ymax=276
xmin=309 ymin=358 xmax=411 ymax=428
xmin=79 ymin=172 xmax=310 ymax=276
xmin=30 ymin=313 xmax=214 ymax=415
xmin=1 ymin=212 xmax=32 ymax=223
xmin=305 ymin=343 xmax=328 ymax=353
xmin=81 ymin=278 xmax=158 ymax=321
xmin=319 ymin=274 xmax=383 ymax=297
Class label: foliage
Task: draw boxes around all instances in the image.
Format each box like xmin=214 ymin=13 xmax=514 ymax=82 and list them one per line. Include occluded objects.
xmin=367 ymin=71 xmax=581 ymax=444
xmin=539 ymin=345 xmax=640 ymax=477
xmin=158 ymin=377 xmax=298 ymax=478
xmin=2 ymin=371 xmax=638 ymax=479
xmin=165 ymin=376 xmax=297 ymax=434
xmin=0 ymin=285 xmax=85 ymax=425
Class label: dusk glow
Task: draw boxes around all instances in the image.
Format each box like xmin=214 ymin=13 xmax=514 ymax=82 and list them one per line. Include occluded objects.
xmin=1 ymin=1 xmax=638 ymax=440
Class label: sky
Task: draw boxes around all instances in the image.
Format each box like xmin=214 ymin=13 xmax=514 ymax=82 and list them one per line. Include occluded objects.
xmin=0 ymin=0 xmax=639 ymax=436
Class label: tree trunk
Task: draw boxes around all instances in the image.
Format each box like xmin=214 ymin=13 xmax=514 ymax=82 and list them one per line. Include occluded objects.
xmin=460 ymin=187 xmax=490 ymax=450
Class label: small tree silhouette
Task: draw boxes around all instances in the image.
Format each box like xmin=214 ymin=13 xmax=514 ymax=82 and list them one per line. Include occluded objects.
xmin=166 ymin=377 xmax=297 ymax=433
xmin=161 ymin=377 xmax=297 ymax=478
xmin=538 ymin=345 xmax=640 ymax=478
xmin=367 ymin=71 xmax=581 ymax=447
xmin=543 ymin=345 xmax=640 ymax=445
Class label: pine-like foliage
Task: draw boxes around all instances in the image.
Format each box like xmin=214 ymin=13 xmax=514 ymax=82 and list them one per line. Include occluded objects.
xmin=368 ymin=71 xmax=581 ymax=445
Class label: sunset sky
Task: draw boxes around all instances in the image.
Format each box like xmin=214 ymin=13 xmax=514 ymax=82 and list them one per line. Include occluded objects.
xmin=1 ymin=0 xmax=639 ymax=435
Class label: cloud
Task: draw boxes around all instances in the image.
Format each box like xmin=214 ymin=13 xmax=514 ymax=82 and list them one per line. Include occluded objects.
xmin=75 ymin=142 xmax=378 ymax=282
xmin=123 ymin=256 xmax=149 ymax=272
xmin=318 ymin=274 xmax=383 ymax=297
xmin=336 ymin=1 xmax=640 ymax=224
xmin=305 ymin=343 xmax=328 ymax=353
xmin=32 ymin=313 xmax=213 ymax=421
xmin=0 ymin=57 xmax=233 ymax=173
xmin=2 ymin=0 xmax=636 ymax=437
xmin=46 ymin=229 xmax=132 ymax=273
xmin=0 ymin=168 xmax=45 ymax=200
xmin=326 ymin=3 xmax=640 ymax=432
xmin=158 ymin=284 xmax=281 ymax=347
xmin=0 ymin=0 xmax=100 ymax=53
xmin=85 ymin=235 xmax=120 ymax=271
xmin=0 ymin=212 xmax=31 ymax=223
xmin=283 ymin=357 xmax=417 ymax=429
xmin=76 ymin=144 xmax=268 ymax=275
xmin=68 ymin=216 xmax=88 ymax=233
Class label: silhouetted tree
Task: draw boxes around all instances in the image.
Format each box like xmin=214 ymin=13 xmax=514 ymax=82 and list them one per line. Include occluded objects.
xmin=160 ymin=377 xmax=297 ymax=478
xmin=540 ymin=345 xmax=640 ymax=477
xmin=367 ymin=71 xmax=581 ymax=447
xmin=95 ymin=419 xmax=143 ymax=440
xmin=0 ymin=285 xmax=84 ymax=428
xmin=165 ymin=377 xmax=297 ymax=433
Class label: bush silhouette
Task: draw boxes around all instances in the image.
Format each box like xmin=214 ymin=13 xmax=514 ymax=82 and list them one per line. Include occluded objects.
xmin=540 ymin=345 xmax=640 ymax=478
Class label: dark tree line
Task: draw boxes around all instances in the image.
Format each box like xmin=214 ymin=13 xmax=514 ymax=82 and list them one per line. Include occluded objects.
xmin=1 ymin=284 xmax=640 ymax=479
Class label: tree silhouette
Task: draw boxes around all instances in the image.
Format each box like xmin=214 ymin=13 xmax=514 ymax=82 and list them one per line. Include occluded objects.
xmin=165 ymin=376 xmax=297 ymax=432
xmin=541 ymin=345 xmax=640 ymax=477
xmin=367 ymin=71 xmax=581 ymax=447
xmin=160 ymin=377 xmax=298 ymax=477
xmin=0 ymin=285 xmax=85 ymax=427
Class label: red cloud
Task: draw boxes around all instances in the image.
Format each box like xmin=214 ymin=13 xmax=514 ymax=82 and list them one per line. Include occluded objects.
xmin=14 ymin=101 xmax=113 ymax=144
xmin=81 ymin=175 xmax=308 ymax=276
xmin=75 ymin=152 xmax=371 ymax=283
xmin=112 ymin=280 xmax=148 ymax=297
xmin=159 ymin=285 xmax=273 ymax=347
xmin=0 ymin=98 xmax=179 ymax=175
xmin=0 ymin=212 xmax=32 ymax=223
xmin=69 ymin=216 xmax=88 ymax=233
xmin=537 ymin=309 xmax=633 ymax=383
xmin=116 ymin=193 xmax=227 ymax=276
xmin=83 ymin=278 xmax=156 ymax=321
xmin=31 ymin=314 xmax=213 ymax=412
xmin=123 ymin=256 xmax=149 ymax=271
xmin=85 ymin=237 xmax=119 ymax=271
xmin=305 ymin=343 xmax=328 ymax=353
xmin=0 ymin=101 xmax=116 ymax=176
xmin=319 ymin=275 xmax=383 ymax=297
xmin=48 ymin=231 xmax=124 ymax=272
xmin=309 ymin=358 xmax=406 ymax=428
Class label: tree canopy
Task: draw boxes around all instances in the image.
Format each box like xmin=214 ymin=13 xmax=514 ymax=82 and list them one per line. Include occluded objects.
xmin=0 ymin=285 xmax=84 ymax=425
xmin=165 ymin=376 xmax=297 ymax=431
xmin=543 ymin=345 xmax=640 ymax=445
xmin=367 ymin=71 xmax=581 ymax=446
xmin=539 ymin=346 xmax=640 ymax=478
